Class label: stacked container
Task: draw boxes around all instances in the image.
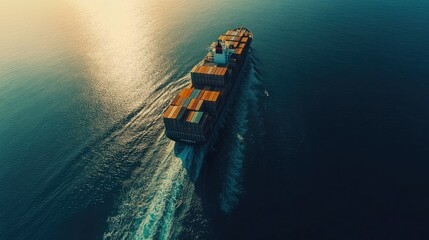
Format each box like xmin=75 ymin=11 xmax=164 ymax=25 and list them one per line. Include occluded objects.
xmin=163 ymin=106 xmax=187 ymax=130
xmin=200 ymin=90 xmax=222 ymax=113
xmin=191 ymin=66 xmax=229 ymax=88
xmin=218 ymin=35 xmax=242 ymax=42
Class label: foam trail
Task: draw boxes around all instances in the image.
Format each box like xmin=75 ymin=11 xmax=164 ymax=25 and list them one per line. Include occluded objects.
xmin=220 ymin=58 xmax=261 ymax=213
xmin=133 ymin=147 xmax=184 ymax=239
xmin=131 ymin=144 xmax=203 ymax=240
xmin=104 ymin=140 xmax=206 ymax=240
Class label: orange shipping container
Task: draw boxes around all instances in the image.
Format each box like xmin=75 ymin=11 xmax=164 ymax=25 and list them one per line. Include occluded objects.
xmin=172 ymin=106 xmax=186 ymax=119
xmin=206 ymin=67 xmax=214 ymax=75
xmin=201 ymin=91 xmax=209 ymax=100
xmin=213 ymin=92 xmax=219 ymax=101
xmin=186 ymin=111 xmax=195 ymax=122
xmin=187 ymin=99 xmax=194 ymax=109
xmin=202 ymin=66 xmax=209 ymax=74
xmin=163 ymin=105 xmax=174 ymax=118
xmin=171 ymin=106 xmax=180 ymax=119
xmin=179 ymin=88 xmax=190 ymax=98
xmin=167 ymin=106 xmax=177 ymax=118
xmin=197 ymin=66 xmax=204 ymax=73
xmin=214 ymin=68 xmax=222 ymax=75
xmin=202 ymin=91 xmax=210 ymax=100
xmin=208 ymin=91 xmax=216 ymax=101
xmin=204 ymin=92 xmax=211 ymax=101
xmin=213 ymin=91 xmax=220 ymax=101
xmin=218 ymin=67 xmax=225 ymax=76
xmin=191 ymin=99 xmax=199 ymax=110
xmin=190 ymin=100 xmax=197 ymax=110
xmin=196 ymin=90 xmax=205 ymax=99
xmin=171 ymin=94 xmax=181 ymax=105
xmin=209 ymin=91 xmax=215 ymax=101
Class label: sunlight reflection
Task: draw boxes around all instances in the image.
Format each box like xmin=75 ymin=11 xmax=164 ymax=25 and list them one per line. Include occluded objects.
xmin=66 ymin=0 xmax=161 ymax=116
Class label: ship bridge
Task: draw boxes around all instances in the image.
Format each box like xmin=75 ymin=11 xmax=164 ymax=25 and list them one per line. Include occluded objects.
xmin=206 ymin=27 xmax=252 ymax=67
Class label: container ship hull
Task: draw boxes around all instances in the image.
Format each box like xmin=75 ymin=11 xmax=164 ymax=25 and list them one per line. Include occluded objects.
xmin=163 ymin=27 xmax=253 ymax=145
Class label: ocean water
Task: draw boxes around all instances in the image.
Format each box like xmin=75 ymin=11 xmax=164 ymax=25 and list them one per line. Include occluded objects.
xmin=1 ymin=0 xmax=429 ymax=239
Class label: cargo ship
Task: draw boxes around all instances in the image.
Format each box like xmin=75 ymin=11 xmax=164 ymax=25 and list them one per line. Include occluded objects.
xmin=163 ymin=27 xmax=253 ymax=144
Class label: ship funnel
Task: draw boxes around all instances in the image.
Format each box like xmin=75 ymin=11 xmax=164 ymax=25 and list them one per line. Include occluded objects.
xmin=215 ymin=40 xmax=223 ymax=54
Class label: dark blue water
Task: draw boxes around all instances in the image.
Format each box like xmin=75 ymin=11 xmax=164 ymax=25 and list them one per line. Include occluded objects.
xmin=1 ymin=0 xmax=429 ymax=239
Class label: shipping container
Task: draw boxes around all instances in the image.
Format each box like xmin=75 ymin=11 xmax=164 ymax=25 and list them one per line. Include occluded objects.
xmin=187 ymin=99 xmax=196 ymax=110
xmin=168 ymin=106 xmax=178 ymax=118
xmin=163 ymin=105 xmax=174 ymax=118
xmin=186 ymin=111 xmax=195 ymax=122
xmin=218 ymin=35 xmax=242 ymax=42
xmin=196 ymin=90 xmax=205 ymax=99
xmin=170 ymin=94 xmax=181 ymax=106
xmin=191 ymin=65 xmax=229 ymax=88
xmin=179 ymin=88 xmax=192 ymax=98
